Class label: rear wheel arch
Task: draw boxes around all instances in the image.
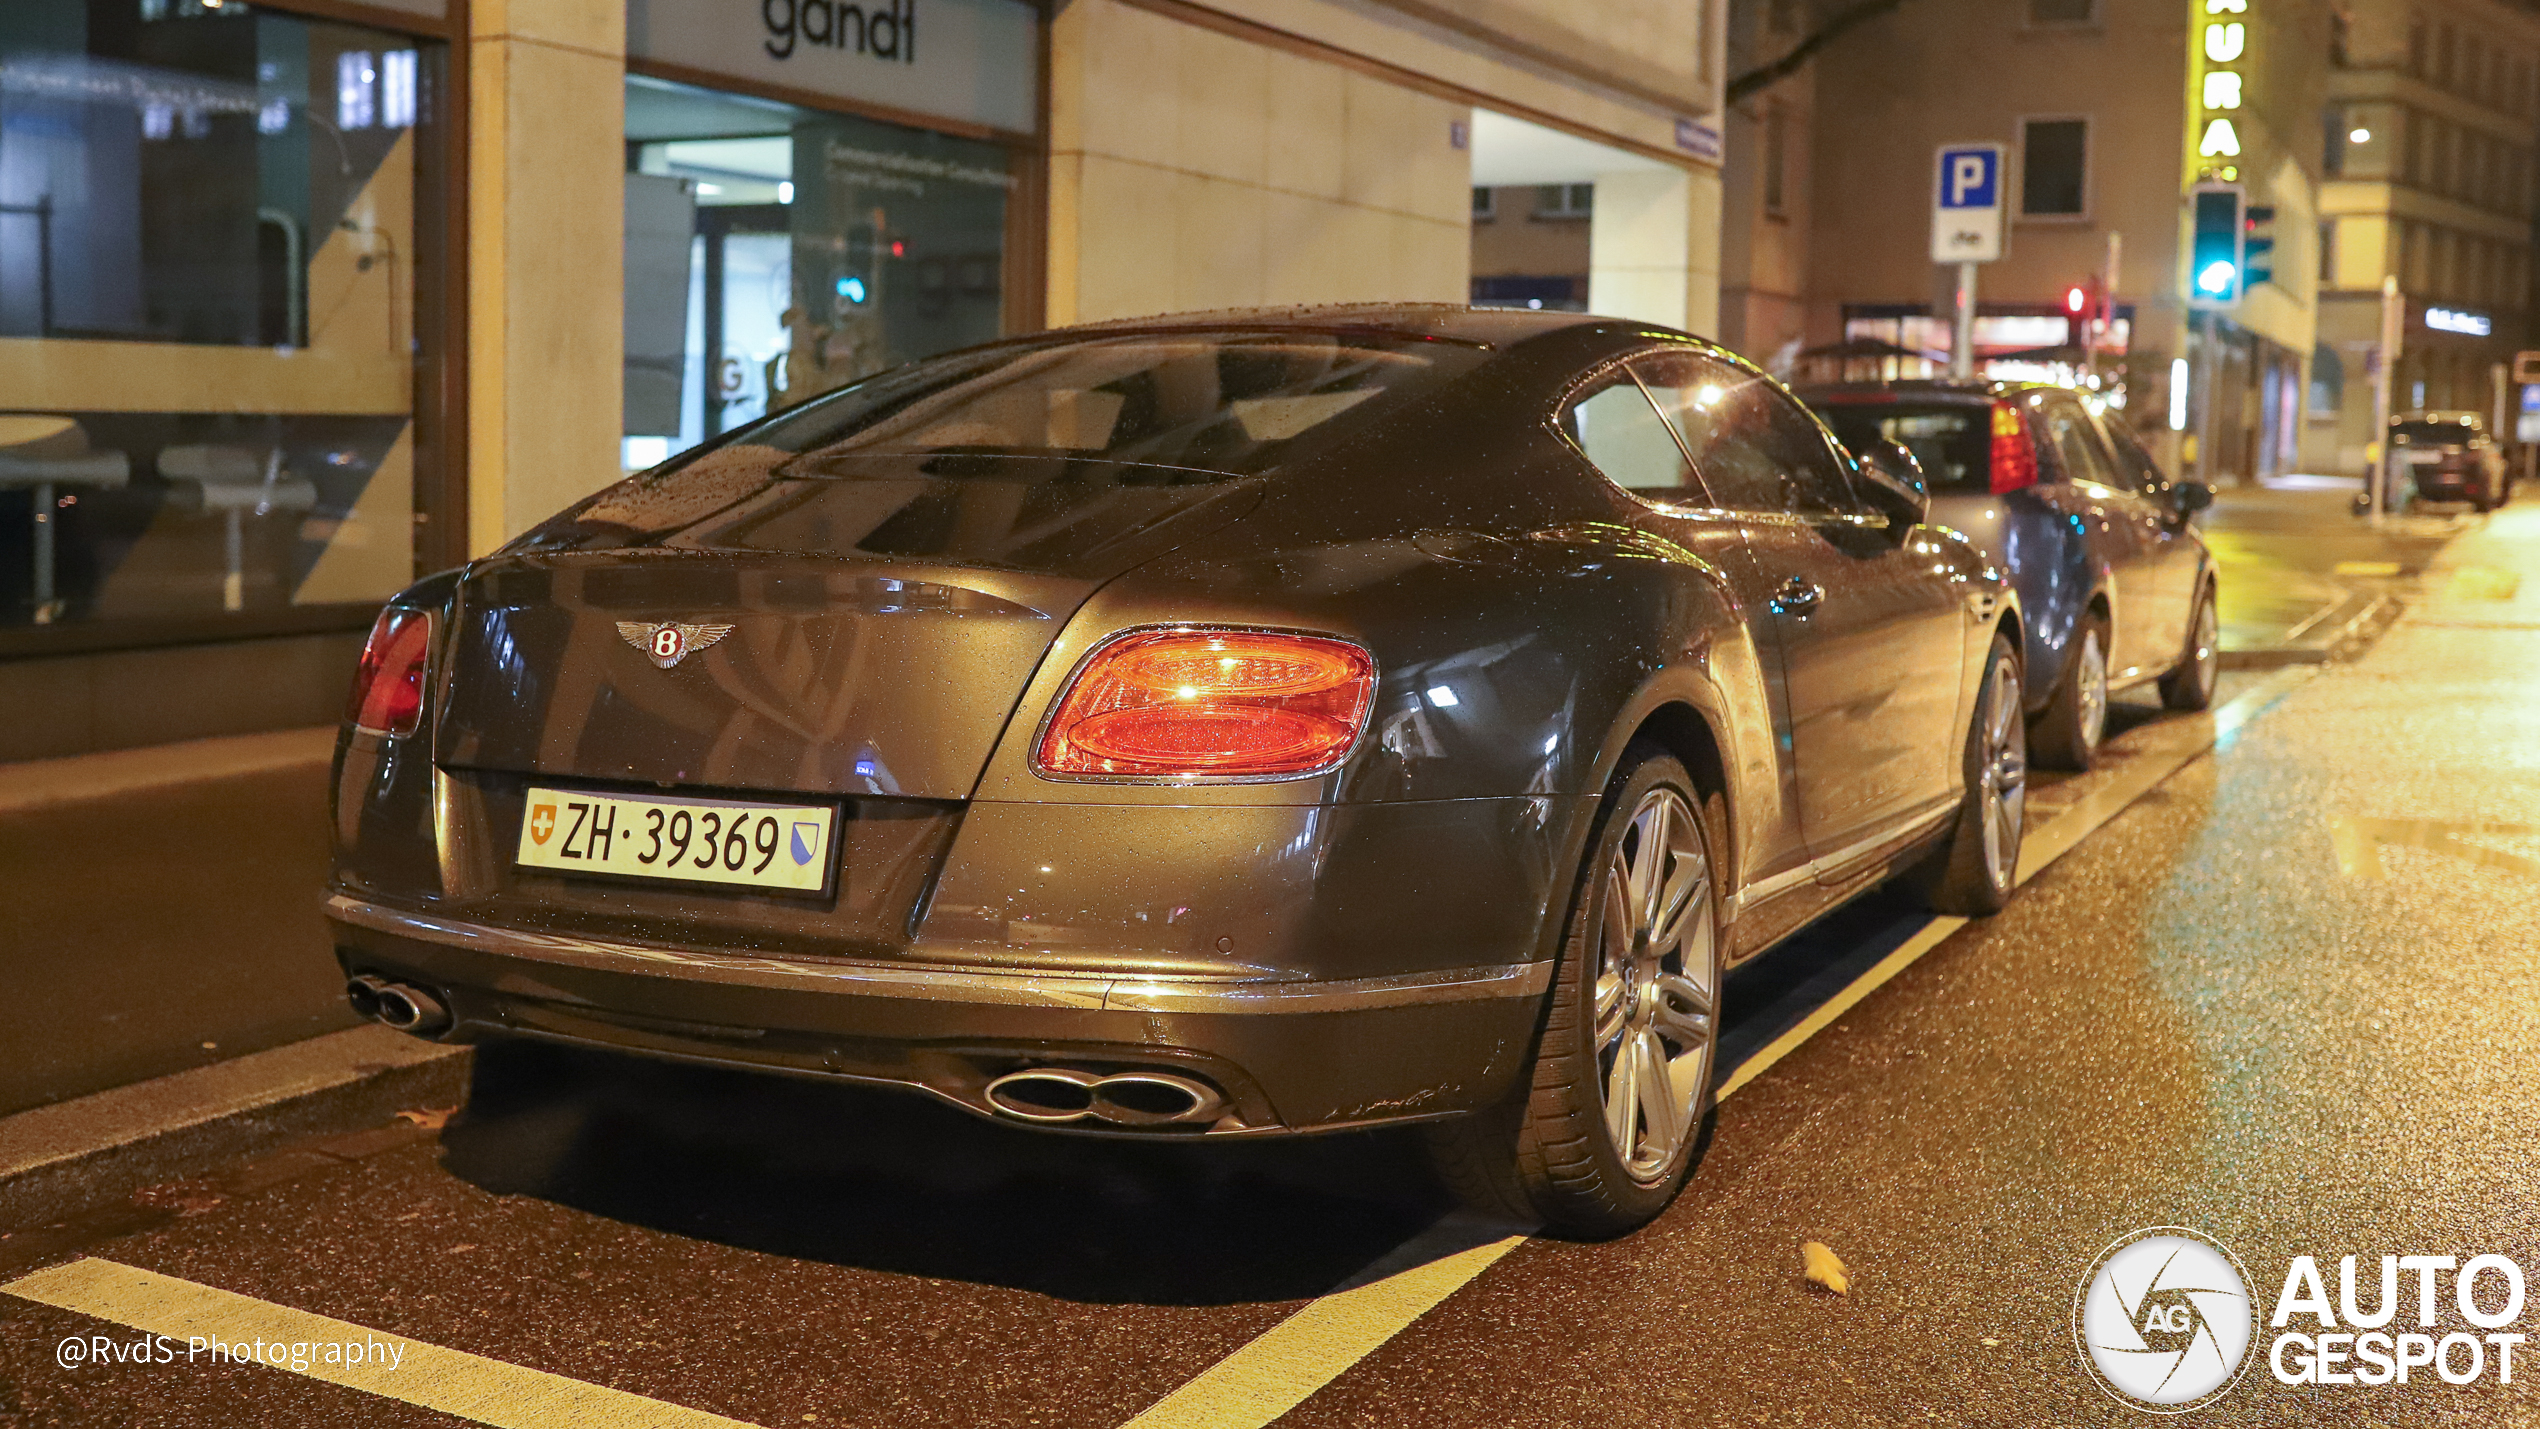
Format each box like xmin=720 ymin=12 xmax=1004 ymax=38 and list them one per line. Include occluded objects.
xmin=1544 ymin=679 xmax=1743 ymax=970
xmin=1627 ymin=702 xmax=1735 ymax=897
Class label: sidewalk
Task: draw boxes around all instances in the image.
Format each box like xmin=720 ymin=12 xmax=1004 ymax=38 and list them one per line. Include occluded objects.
xmin=0 ymin=728 xmax=356 ymax=1118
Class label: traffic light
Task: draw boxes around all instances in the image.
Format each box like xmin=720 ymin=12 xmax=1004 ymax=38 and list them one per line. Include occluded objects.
xmin=2065 ymin=281 xmax=2096 ymax=347
xmin=2243 ymin=204 xmax=2276 ymax=288
xmin=2189 ymin=182 xmax=2245 ymax=308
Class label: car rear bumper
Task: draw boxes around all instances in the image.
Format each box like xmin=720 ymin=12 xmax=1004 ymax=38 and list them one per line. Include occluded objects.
xmin=325 ymin=894 xmax=1551 ymax=1137
xmin=2407 ymin=467 xmax=2493 ymax=500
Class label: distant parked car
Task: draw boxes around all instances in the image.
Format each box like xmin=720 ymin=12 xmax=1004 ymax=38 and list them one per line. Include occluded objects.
xmin=2389 ymin=411 xmax=2507 ymax=511
xmin=1800 ymin=381 xmax=2219 ymax=770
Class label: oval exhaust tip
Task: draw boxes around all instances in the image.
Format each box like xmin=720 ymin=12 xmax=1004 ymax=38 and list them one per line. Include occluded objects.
xmin=1090 ymin=1072 xmax=1223 ymax=1127
xmin=374 ymin=982 xmax=451 ymax=1036
xmin=983 ymin=1069 xmax=1100 ymax=1122
xmin=345 ymin=975 xmax=388 ymax=1020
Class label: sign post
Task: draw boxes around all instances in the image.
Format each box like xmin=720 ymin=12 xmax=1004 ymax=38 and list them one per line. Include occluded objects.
xmin=1932 ymin=144 xmax=2005 ymax=379
xmin=2369 ymin=276 xmax=2403 ymax=525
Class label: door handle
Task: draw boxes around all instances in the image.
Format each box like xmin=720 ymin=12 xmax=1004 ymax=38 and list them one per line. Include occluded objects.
xmin=1770 ymin=576 xmax=1823 ymax=617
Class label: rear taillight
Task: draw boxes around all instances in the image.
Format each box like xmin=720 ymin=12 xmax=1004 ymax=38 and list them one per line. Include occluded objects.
xmin=1034 ymin=628 xmax=1377 ymax=780
xmin=1989 ymin=401 xmax=2037 ymax=494
xmin=348 ymin=607 xmax=432 ymax=736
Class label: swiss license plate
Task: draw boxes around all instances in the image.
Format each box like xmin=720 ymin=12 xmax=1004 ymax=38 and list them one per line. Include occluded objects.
xmin=516 ymin=787 xmax=837 ymax=894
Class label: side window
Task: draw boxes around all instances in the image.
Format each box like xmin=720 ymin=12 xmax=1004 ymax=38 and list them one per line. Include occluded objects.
xmin=2094 ymin=413 xmax=2169 ymax=495
xmin=2041 ymin=398 xmax=2122 ymax=489
xmin=1637 ymin=352 xmax=1861 ymax=517
xmin=1561 ymin=370 xmax=1699 ymax=501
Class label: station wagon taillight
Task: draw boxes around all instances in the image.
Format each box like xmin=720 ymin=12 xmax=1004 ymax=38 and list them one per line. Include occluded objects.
xmin=1034 ymin=628 xmax=1377 ymax=779
xmin=348 ymin=607 xmax=433 ymax=736
xmin=1989 ymin=401 xmax=2038 ymax=494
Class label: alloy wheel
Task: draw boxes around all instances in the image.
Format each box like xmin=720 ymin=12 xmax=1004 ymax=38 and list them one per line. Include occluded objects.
xmin=2075 ymin=628 xmax=2108 ymax=754
xmin=1591 ymin=786 xmax=1717 ymax=1185
xmin=1979 ymin=653 xmax=2028 ymax=891
xmin=2188 ymin=597 xmax=2219 ymax=701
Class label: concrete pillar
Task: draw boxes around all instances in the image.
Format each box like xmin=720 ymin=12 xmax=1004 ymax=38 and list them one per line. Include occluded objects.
xmin=466 ymin=0 xmax=626 ymax=555
xmin=1589 ymin=166 xmax=1723 ymax=337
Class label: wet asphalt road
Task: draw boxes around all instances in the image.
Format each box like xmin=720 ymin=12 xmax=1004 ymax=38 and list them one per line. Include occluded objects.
xmin=5 ymin=505 xmax=2539 ymax=1426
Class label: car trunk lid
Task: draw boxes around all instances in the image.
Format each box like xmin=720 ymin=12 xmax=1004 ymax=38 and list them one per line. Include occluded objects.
xmin=435 ymin=451 xmax=1263 ymax=799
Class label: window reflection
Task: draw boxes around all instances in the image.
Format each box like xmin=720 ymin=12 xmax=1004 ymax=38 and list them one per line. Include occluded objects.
xmin=1 ymin=2 xmax=438 ymax=630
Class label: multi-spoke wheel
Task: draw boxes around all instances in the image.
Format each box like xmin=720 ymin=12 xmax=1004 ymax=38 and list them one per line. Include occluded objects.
xmin=1589 ymin=786 xmax=1716 ymax=1184
xmin=1919 ymin=630 xmax=2026 ymax=916
xmin=2031 ymin=613 xmax=2109 ymax=771
xmin=2159 ymin=582 xmax=2219 ymax=712
xmin=1423 ymin=745 xmax=1722 ymax=1238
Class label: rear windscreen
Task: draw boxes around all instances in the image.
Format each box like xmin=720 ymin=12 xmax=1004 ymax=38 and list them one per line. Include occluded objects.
xmin=754 ymin=333 xmax=1476 ymax=478
xmin=1809 ymin=402 xmax=1992 ymax=493
xmin=2391 ymin=420 xmax=2477 ymax=445
xmin=511 ymin=331 xmax=1482 ymax=564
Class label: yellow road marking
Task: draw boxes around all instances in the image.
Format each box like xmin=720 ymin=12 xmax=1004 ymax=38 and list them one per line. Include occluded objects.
xmin=1119 ymin=1219 xmax=1528 ymax=1429
xmin=3 ymin=1258 xmax=757 ymax=1429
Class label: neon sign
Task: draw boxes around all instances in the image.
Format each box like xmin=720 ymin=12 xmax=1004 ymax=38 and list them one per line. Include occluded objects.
xmin=2195 ymin=0 xmax=2246 ymax=161
xmin=2425 ymin=306 xmax=2493 ymax=335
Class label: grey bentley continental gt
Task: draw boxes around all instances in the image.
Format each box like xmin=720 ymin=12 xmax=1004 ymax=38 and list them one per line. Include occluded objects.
xmin=327 ymin=305 xmax=2027 ymax=1237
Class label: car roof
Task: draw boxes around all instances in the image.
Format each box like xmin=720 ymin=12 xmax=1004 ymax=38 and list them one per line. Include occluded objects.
xmin=1794 ymin=378 xmax=2075 ymax=404
xmin=1038 ymin=303 xmax=1617 ymax=348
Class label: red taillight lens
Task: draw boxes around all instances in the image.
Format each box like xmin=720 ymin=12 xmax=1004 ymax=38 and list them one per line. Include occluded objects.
xmin=1034 ymin=628 xmax=1377 ymax=779
xmin=348 ymin=607 xmax=432 ymax=736
xmin=1989 ymin=401 xmax=2037 ymax=494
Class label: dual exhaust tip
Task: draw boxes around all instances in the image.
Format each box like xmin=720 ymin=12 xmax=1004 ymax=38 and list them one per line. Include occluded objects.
xmin=345 ymin=974 xmax=450 ymax=1036
xmin=982 ymin=1066 xmax=1225 ymax=1128
xmin=345 ymin=979 xmax=1215 ymax=1126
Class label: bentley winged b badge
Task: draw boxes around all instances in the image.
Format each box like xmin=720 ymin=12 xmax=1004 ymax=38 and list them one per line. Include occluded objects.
xmin=616 ymin=621 xmax=735 ymax=670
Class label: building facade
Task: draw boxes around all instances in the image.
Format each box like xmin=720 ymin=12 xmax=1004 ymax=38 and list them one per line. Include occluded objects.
xmin=1716 ymin=0 xmax=1815 ymax=368
xmin=1 ymin=0 xmax=1725 ymax=762
xmin=2309 ymin=0 xmax=2540 ymax=473
xmin=1721 ymin=0 xmax=2335 ymax=483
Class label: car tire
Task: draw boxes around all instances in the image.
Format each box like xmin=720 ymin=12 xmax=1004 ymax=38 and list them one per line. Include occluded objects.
xmin=1424 ymin=744 xmax=1723 ymax=1240
xmin=2158 ymin=582 xmax=2219 ymax=712
xmin=1916 ymin=632 xmax=2025 ymax=917
xmin=2028 ymin=612 xmax=2108 ymax=772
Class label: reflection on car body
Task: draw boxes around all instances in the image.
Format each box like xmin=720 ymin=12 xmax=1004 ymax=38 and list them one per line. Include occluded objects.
xmin=328 ymin=306 xmax=2029 ymax=1236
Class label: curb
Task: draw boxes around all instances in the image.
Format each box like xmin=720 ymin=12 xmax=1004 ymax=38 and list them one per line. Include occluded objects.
xmin=0 ymin=1026 xmax=471 ymax=1231
xmin=2219 ymin=590 xmax=2401 ymax=669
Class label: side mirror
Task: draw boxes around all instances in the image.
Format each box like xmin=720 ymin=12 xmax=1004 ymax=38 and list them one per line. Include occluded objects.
xmin=2172 ymin=479 xmax=2214 ymax=516
xmin=1856 ymin=441 xmax=1931 ymax=528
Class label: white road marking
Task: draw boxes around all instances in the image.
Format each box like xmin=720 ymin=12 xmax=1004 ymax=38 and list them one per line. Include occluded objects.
xmin=3 ymin=1257 xmax=758 ymax=1429
xmin=1124 ymin=667 xmax=2322 ymax=1429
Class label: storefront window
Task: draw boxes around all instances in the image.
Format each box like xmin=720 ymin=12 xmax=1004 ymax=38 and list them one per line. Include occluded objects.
xmin=0 ymin=2 xmax=444 ymax=636
xmin=623 ymin=75 xmax=1014 ymax=469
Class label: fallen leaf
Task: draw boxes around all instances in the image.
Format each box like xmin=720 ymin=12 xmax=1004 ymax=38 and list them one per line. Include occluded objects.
xmin=395 ymin=1106 xmax=459 ymax=1130
xmin=1802 ymin=1240 xmax=1850 ymax=1295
